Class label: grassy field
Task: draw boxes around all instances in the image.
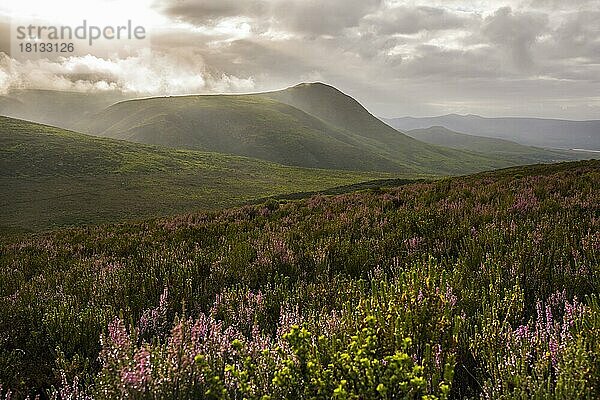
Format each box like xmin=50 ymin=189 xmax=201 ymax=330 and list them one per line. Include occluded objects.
xmin=0 ymin=160 xmax=598 ymax=398
xmin=0 ymin=116 xmax=399 ymax=232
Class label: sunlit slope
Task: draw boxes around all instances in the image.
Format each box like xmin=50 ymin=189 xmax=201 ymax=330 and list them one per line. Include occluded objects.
xmin=0 ymin=116 xmax=393 ymax=231
xmin=260 ymin=83 xmax=526 ymax=171
xmin=82 ymin=94 xmax=407 ymax=172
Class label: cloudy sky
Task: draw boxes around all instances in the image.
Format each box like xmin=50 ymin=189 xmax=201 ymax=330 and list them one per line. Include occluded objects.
xmin=1 ymin=0 xmax=599 ymax=119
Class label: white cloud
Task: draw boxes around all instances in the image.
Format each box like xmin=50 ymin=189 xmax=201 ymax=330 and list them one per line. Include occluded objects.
xmin=0 ymin=49 xmax=255 ymax=95
xmin=1 ymin=0 xmax=599 ymax=118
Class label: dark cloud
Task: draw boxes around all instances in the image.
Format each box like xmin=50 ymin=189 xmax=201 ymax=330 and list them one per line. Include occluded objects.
xmin=544 ymin=10 xmax=600 ymax=61
xmin=481 ymin=7 xmax=549 ymax=70
xmin=154 ymin=0 xmax=266 ymax=25
xmin=271 ymin=0 xmax=382 ymax=36
xmin=363 ymin=6 xmax=474 ymax=35
xmin=154 ymin=0 xmax=382 ymax=36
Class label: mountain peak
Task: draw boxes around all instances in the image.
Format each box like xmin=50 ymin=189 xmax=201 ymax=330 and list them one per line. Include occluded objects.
xmin=292 ymin=81 xmax=335 ymax=89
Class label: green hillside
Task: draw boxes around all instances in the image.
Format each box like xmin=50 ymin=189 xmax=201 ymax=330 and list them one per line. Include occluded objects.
xmin=0 ymin=116 xmax=395 ymax=232
xmin=404 ymin=126 xmax=586 ymax=164
xmin=82 ymin=83 xmax=542 ymax=175
xmin=80 ymin=94 xmax=405 ymax=172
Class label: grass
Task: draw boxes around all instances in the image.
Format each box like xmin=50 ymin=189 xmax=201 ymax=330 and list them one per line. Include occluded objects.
xmin=0 ymin=159 xmax=598 ymax=398
xmin=0 ymin=116 xmax=400 ymax=232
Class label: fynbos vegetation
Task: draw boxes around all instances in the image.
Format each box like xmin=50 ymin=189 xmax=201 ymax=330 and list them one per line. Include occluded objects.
xmin=1 ymin=160 xmax=599 ymax=399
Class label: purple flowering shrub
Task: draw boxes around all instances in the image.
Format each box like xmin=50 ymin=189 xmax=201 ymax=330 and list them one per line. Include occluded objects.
xmin=470 ymin=284 xmax=600 ymax=399
xmin=1 ymin=161 xmax=599 ymax=398
xmin=94 ymin=264 xmax=460 ymax=399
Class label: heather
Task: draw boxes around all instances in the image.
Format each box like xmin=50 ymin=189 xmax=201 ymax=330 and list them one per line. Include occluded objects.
xmin=1 ymin=160 xmax=599 ymax=399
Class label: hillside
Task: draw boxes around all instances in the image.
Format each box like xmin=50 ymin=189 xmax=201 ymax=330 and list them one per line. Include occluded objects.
xmin=1 ymin=160 xmax=598 ymax=398
xmin=0 ymin=116 xmax=394 ymax=232
xmin=385 ymin=114 xmax=600 ymax=150
xmin=79 ymin=94 xmax=406 ymax=173
xmin=80 ymin=83 xmax=540 ymax=175
xmin=404 ymin=126 xmax=586 ymax=164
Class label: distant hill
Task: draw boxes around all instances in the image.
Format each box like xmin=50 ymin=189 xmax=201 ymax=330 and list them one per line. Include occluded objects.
xmin=0 ymin=116 xmax=393 ymax=232
xmin=78 ymin=83 xmax=548 ymax=175
xmin=0 ymin=89 xmax=129 ymax=130
xmin=404 ymin=126 xmax=587 ymax=165
xmin=385 ymin=114 xmax=600 ymax=150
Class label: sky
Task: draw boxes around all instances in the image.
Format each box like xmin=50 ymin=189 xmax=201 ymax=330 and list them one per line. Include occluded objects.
xmin=0 ymin=0 xmax=599 ymax=119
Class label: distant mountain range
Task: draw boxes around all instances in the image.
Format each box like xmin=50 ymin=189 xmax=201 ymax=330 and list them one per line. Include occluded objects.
xmin=403 ymin=126 xmax=587 ymax=165
xmin=0 ymin=83 xmax=594 ymax=179
xmin=385 ymin=114 xmax=600 ymax=151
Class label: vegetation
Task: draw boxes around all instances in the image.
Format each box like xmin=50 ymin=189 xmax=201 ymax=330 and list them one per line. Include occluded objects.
xmin=1 ymin=160 xmax=598 ymax=399
xmin=0 ymin=116 xmax=395 ymax=232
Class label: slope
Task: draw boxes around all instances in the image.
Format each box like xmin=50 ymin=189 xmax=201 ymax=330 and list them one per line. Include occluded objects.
xmin=1 ymin=159 xmax=598 ymax=396
xmin=0 ymin=116 xmax=394 ymax=232
xmin=80 ymin=94 xmax=405 ymax=172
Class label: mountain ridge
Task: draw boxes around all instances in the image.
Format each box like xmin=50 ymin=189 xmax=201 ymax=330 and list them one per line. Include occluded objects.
xmin=79 ymin=83 xmax=554 ymax=175
xmin=385 ymin=114 xmax=600 ymax=150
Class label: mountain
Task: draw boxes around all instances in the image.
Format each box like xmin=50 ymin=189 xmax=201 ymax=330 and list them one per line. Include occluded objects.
xmin=0 ymin=116 xmax=393 ymax=232
xmin=385 ymin=114 xmax=600 ymax=150
xmin=78 ymin=92 xmax=406 ymax=173
xmin=404 ymin=126 xmax=587 ymax=165
xmin=78 ymin=83 xmax=556 ymax=175
xmin=0 ymin=89 xmax=129 ymax=130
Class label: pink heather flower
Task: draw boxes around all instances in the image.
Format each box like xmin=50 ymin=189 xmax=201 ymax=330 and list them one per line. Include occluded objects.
xmin=52 ymin=372 xmax=92 ymax=400
xmin=549 ymin=338 xmax=559 ymax=368
xmin=434 ymin=344 xmax=443 ymax=368
xmin=535 ymin=301 xmax=545 ymax=340
xmin=1 ymin=386 xmax=12 ymax=400
xmin=511 ymin=188 xmax=539 ymax=213
xmin=120 ymin=347 xmax=151 ymax=391
xmin=545 ymin=304 xmax=554 ymax=335
xmin=445 ymin=286 xmax=457 ymax=307
xmin=514 ymin=325 xmax=529 ymax=340
xmin=138 ymin=287 xmax=169 ymax=338
xmin=405 ymin=237 xmax=423 ymax=252
xmin=108 ymin=318 xmax=131 ymax=350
